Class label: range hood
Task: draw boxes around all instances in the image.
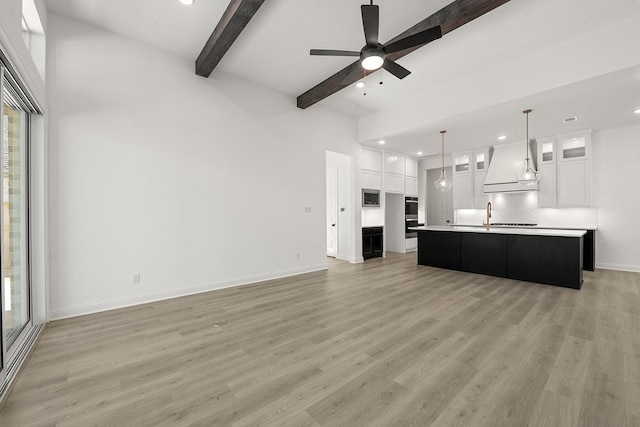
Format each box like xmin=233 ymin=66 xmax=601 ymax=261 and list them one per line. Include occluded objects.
xmin=484 ymin=141 xmax=538 ymax=194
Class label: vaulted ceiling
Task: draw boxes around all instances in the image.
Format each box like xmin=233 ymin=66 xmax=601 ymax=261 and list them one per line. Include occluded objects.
xmin=46 ymin=0 xmax=640 ymax=157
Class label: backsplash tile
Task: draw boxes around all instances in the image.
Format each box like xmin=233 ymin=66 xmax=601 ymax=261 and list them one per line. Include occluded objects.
xmin=455 ymin=192 xmax=598 ymax=228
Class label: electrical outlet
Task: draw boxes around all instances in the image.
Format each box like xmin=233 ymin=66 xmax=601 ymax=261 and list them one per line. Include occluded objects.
xmin=296 ymin=253 xmax=300 ymax=260
xmin=132 ymin=273 xmax=141 ymax=284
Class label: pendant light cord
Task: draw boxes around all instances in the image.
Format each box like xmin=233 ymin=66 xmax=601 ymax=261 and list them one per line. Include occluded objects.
xmin=523 ymin=109 xmax=532 ymax=161
xmin=440 ymin=130 xmax=446 ymax=172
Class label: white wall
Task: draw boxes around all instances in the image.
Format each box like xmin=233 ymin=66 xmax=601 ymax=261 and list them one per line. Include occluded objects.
xmin=46 ymin=13 xmax=360 ymax=319
xmin=592 ymin=124 xmax=640 ymax=272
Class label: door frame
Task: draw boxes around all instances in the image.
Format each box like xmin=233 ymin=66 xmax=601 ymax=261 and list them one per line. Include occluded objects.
xmin=326 ymin=166 xmax=338 ymax=257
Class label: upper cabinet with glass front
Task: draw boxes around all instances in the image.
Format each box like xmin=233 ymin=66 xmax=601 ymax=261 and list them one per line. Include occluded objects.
xmin=453 ymin=151 xmax=471 ymax=175
xmin=536 ymin=130 xmax=592 ymax=208
xmin=559 ymin=135 xmax=590 ymax=161
xmin=473 ymin=148 xmax=491 ymax=208
xmin=557 ymin=131 xmax=592 ymax=207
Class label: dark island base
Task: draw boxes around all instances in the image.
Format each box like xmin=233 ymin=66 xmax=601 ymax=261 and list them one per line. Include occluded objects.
xmin=418 ymin=230 xmax=583 ymax=289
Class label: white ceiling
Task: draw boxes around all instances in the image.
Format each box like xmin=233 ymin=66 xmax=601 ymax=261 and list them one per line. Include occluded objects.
xmin=45 ymin=0 xmax=640 ymax=158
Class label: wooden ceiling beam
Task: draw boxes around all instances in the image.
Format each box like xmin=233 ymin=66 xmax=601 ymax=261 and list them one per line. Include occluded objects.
xmin=296 ymin=0 xmax=511 ymax=109
xmin=196 ymin=0 xmax=266 ymax=78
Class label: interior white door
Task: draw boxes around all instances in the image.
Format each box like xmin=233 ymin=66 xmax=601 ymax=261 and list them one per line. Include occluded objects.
xmin=326 ymin=167 xmax=338 ymax=257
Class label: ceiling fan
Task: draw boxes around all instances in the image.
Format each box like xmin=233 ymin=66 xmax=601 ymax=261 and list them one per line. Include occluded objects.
xmin=310 ymin=1 xmax=442 ymax=80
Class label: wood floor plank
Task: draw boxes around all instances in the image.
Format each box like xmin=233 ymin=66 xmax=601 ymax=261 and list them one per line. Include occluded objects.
xmin=1 ymin=253 xmax=639 ymax=426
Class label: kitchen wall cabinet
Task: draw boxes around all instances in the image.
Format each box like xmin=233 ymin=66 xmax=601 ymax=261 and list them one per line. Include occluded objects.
xmin=385 ymin=172 xmax=405 ymax=193
xmin=361 ymin=170 xmax=382 ymax=190
xmin=557 ymin=132 xmax=591 ymax=207
xmin=558 ymin=160 xmax=590 ymax=206
xmin=452 ymin=150 xmax=473 ymax=209
xmin=536 ymin=137 xmax=557 ymax=208
xmin=405 ymin=176 xmax=418 ymax=196
xmin=385 ymin=153 xmax=405 ymax=194
xmin=361 ymin=147 xmax=382 ymax=190
xmin=362 ymin=148 xmax=382 ymax=172
xmin=405 ymin=158 xmax=418 ymax=178
xmin=473 ymin=148 xmax=491 ymax=208
xmin=385 ymin=153 xmax=405 ymax=175
xmin=535 ymin=130 xmax=592 ymax=208
xmin=360 ymin=147 xmax=419 ymax=195
xmin=453 ymin=148 xmax=490 ymax=209
xmin=404 ymin=157 xmax=418 ymax=195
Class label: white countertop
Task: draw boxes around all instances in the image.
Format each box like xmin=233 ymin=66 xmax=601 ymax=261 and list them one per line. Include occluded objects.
xmin=411 ymin=225 xmax=586 ymax=238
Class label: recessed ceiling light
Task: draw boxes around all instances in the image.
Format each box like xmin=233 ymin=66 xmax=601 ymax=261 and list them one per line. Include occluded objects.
xmin=634 ymin=108 xmax=640 ymax=114
xmin=498 ymin=135 xmax=506 ymax=140
xmin=179 ymin=0 xmax=194 ymax=5
xmin=356 ymin=81 xmax=365 ymax=89
xmin=378 ymin=140 xmax=386 ymax=145
xmin=417 ymin=151 xmax=423 ymax=156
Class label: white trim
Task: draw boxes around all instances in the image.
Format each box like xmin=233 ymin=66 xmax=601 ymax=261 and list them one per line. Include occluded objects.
xmin=48 ymin=263 xmax=328 ymax=320
xmin=595 ymin=263 xmax=640 ymax=273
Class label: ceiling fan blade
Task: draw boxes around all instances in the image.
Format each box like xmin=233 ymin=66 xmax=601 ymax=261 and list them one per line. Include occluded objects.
xmin=310 ymin=49 xmax=361 ymax=57
xmin=383 ymin=26 xmax=442 ymax=54
xmin=361 ymin=5 xmax=379 ymax=46
xmin=382 ymin=59 xmax=411 ymax=79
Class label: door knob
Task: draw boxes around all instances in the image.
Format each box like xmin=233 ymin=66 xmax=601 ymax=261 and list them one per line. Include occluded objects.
xmin=332 ymin=224 xmax=336 ymax=227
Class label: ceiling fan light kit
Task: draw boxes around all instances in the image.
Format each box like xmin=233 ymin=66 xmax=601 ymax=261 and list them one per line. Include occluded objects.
xmin=361 ymin=49 xmax=385 ymax=71
xmin=309 ymin=1 xmax=442 ymax=80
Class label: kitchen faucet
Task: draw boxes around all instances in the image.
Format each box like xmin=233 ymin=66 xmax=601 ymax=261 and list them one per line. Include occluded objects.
xmin=483 ymin=201 xmax=492 ymax=230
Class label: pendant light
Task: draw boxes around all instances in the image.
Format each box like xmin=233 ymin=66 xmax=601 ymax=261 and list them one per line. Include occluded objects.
xmin=516 ymin=109 xmax=540 ymax=186
xmin=434 ymin=130 xmax=453 ymax=192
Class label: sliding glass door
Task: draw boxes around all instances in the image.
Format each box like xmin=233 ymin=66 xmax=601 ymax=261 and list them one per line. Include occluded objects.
xmin=0 ymin=65 xmax=31 ymax=379
xmin=2 ymin=87 xmax=30 ymax=347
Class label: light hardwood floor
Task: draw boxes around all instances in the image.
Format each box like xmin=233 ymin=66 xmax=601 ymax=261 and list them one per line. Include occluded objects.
xmin=1 ymin=253 xmax=639 ymax=426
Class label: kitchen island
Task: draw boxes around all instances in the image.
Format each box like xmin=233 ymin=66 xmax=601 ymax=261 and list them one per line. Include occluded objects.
xmin=415 ymin=226 xmax=586 ymax=289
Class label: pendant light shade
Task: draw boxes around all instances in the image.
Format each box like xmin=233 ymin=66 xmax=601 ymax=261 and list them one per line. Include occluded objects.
xmin=516 ymin=109 xmax=540 ymax=186
xmin=434 ymin=130 xmax=453 ymax=192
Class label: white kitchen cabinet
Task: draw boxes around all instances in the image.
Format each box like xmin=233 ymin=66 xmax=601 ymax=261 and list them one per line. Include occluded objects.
xmin=473 ymin=147 xmax=490 ymax=208
xmin=362 ymin=148 xmax=382 ymax=172
xmin=557 ymin=131 xmax=592 ymax=207
xmin=385 ymin=153 xmax=405 ymax=175
xmin=453 ymin=151 xmax=471 ymax=175
xmin=405 ymin=176 xmax=418 ymax=196
xmin=384 ymin=152 xmax=406 ymax=194
xmin=452 ymin=151 xmax=473 ymax=209
xmin=361 ymin=170 xmax=381 ymax=190
xmin=558 ymin=160 xmax=590 ymax=206
xmin=536 ymin=136 xmax=557 ymax=208
xmin=453 ymin=173 xmax=473 ymax=209
xmin=534 ymin=130 xmax=592 ymax=207
xmin=538 ymin=164 xmax=557 ymax=207
xmin=385 ymin=172 xmax=405 ymax=194
xmin=405 ymin=158 xmax=418 ymax=178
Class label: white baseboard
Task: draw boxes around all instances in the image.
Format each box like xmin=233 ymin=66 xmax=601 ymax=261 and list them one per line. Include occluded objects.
xmin=49 ymin=263 xmax=328 ymax=321
xmin=595 ymin=263 xmax=640 ymax=273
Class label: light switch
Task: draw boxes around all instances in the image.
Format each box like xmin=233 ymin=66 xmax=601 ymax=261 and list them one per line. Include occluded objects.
xmin=304 ymin=206 xmax=312 ymax=213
